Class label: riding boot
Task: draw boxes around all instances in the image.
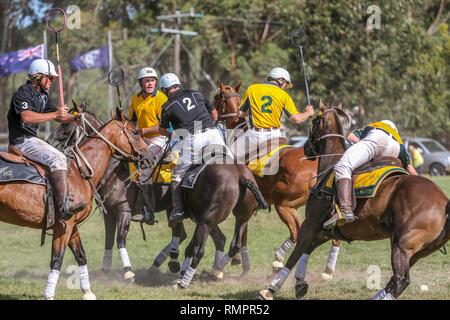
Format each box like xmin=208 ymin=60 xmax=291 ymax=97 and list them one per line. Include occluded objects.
xmin=168 ymin=181 xmax=184 ymax=227
xmin=49 ymin=170 xmax=87 ymax=221
xmin=323 ymin=178 xmax=355 ymax=229
xmin=131 ymin=184 xmax=157 ymax=225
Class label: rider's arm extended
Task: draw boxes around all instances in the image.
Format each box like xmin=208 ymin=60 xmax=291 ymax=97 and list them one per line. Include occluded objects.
xmin=204 ymin=97 xmax=218 ymax=121
xmin=290 ymin=106 xmax=314 ymax=124
xmin=21 ymin=108 xmax=75 ymax=124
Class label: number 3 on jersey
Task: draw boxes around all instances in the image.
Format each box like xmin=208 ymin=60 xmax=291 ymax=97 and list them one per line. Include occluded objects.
xmin=183 ymin=97 xmax=196 ymax=111
xmin=260 ymin=96 xmax=273 ymax=113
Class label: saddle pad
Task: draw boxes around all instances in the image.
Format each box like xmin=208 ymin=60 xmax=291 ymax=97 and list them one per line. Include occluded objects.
xmin=247 ymin=144 xmax=292 ymax=177
xmin=181 ymin=155 xmax=232 ymax=189
xmin=325 ymin=166 xmax=408 ymax=198
xmin=0 ymin=157 xmax=46 ymax=186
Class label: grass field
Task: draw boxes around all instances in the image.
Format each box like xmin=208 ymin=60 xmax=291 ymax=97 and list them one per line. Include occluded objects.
xmin=0 ymin=176 xmax=449 ymax=300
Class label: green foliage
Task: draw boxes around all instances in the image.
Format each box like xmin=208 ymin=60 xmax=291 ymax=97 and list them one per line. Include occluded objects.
xmin=0 ymin=0 xmax=448 ymax=142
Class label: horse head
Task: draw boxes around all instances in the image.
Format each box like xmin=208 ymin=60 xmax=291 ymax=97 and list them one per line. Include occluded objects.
xmin=304 ymin=100 xmax=349 ymax=166
xmin=213 ymin=82 xmax=242 ymax=128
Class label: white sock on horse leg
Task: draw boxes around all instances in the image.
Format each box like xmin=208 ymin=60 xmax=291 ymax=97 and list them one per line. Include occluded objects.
xmin=44 ymin=269 xmax=60 ymax=299
xmin=295 ymin=254 xmax=310 ymax=280
xmin=79 ymin=265 xmax=91 ymax=291
xmin=216 ymin=254 xmax=231 ymax=271
xmin=102 ymin=249 xmax=113 ymax=271
xmin=181 ymin=257 xmax=190 ymax=273
xmin=326 ymin=245 xmax=340 ymax=272
xmin=275 ymin=238 xmax=294 ymax=260
xmin=213 ymin=251 xmax=224 ymax=269
xmin=269 ymin=267 xmax=290 ymax=292
xmin=240 ymin=246 xmax=250 ymax=272
xmin=119 ymin=248 xmax=131 ymax=269
xmin=179 ymin=267 xmax=196 ymax=288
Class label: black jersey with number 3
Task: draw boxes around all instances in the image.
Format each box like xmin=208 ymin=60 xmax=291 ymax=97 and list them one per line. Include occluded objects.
xmin=160 ymin=89 xmax=215 ymax=134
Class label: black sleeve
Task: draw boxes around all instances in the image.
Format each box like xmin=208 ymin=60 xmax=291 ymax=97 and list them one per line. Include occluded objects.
xmin=44 ymin=96 xmax=57 ymax=113
xmin=11 ymin=89 xmax=34 ymax=115
xmin=204 ymin=97 xmax=213 ymax=113
xmin=160 ymin=106 xmax=170 ymax=129
xmin=240 ymin=98 xmax=251 ymax=112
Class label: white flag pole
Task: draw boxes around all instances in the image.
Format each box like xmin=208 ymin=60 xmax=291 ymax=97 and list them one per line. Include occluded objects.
xmin=108 ymin=30 xmax=113 ymax=115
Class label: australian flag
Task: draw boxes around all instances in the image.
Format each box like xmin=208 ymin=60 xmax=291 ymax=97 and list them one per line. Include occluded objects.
xmin=0 ymin=44 xmax=44 ymax=77
xmin=69 ymin=46 xmax=109 ymax=73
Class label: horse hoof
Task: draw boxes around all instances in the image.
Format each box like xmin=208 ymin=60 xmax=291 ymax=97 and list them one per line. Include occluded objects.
xmin=168 ymin=261 xmax=181 ymax=274
xmin=231 ymin=256 xmax=241 ymax=266
xmin=82 ymin=290 xmax=97 ymax=300
xmin=124 ymin=271 xmax=135 ymax=284
xmin=295 ymin=280 xmax=309 ymax=299
xmin=321 ymin=272 xmax=333 ymax=281
xmin=211 ymin=269 xmax=224 ymax=280
xmin=258 ymin=289 xmax=273 ymax=301
xmin=272 ymin=261 xmax=284 ymax=275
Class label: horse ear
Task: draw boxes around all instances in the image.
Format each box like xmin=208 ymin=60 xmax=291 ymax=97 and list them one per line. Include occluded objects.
xmin=235 ymin=82 xmax=242 ymax=92
xmin=219 ymin=82 xmax=225 ymax=91
xmin=115 ymin=107 xmax=123 ymax=121
xmin=318 ymin=98 xmax=326 ymax=111
xmin=81 ymin=99 xmax=88 ymax=111
xmin=336 ymin=101 xmax=343 ymax=110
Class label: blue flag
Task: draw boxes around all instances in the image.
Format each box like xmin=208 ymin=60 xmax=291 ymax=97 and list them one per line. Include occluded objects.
xmin=0 ymin=44 xmax=44 ymax=77
xmin=69 ymin=46 xmax=109 ymax=72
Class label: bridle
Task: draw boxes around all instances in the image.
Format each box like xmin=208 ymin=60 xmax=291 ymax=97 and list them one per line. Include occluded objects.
xmin=214 ymin=90 xmax=241 ymax=121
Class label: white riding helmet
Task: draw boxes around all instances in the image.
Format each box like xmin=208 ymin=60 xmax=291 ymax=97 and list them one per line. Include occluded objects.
xmin=28 ymin=59 xmax=58 ymax=77
xmin=160 ymin=73 xmax=181 ymax=89
xmin=138 ymin=67 xmax=158 ymax=80
xmin=268 ymin=67 xmax=293 ymax=88
xmin=381 ymin=120 xmax=398 ymax=133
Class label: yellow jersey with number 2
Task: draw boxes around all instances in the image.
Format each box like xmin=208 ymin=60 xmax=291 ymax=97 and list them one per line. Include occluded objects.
xmin=129 ymin=90 xmax=167 ymax=138
xmin=239 ymin=83 xmax=299 ymax=129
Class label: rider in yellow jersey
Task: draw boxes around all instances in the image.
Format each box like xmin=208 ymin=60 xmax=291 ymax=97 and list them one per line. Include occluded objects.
xmin=129 ymin=67 xmax=168 ymax=224
xmin=231 ymin=67 xmax=314 ymax=163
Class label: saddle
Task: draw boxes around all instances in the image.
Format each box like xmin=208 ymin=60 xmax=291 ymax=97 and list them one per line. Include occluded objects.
xmin=0 ymin=146 xmax=55 ymax=232
xmin=0 ymin=145 xmax=47 ymax=182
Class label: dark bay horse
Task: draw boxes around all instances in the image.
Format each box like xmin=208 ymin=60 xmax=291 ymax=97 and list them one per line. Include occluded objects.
xmin=175 ymin=161 xmax=268 ymax=288
xmin=214 ymin=83 xmax=341 ymax=276
xmin=0 ymin=109 xmax=148 ymax=299
xmin=259 ymin=103 xmax=450 ymax=300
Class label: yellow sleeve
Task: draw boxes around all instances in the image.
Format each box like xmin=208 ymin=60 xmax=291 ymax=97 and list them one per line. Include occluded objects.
xmin=128 ymin=96 xmax=136 ymax=119
xmin=284 ymin=94 xmax=299 ymax=117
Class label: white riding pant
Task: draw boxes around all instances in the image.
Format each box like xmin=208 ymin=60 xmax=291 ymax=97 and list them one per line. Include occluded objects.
xmin=172 ymin=128 xmax=232 ymax=182
xmin=334 ymin=128 xmax=400 ymax=181
xmin=144 ymin=135 xmax=168 ymax=160
xmin=13 ymin=137 xmax=67 ymax=172
xmin=230 ymin=128 xmax=282 ymax=164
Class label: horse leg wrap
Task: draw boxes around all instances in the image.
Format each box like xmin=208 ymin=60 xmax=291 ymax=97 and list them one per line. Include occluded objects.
xmin=119 ymin=248 xmax=131 ymax=269
xmin=213 ymin=251 xmax=224 ymax=270
xmin=79 ymin=265 xmax=91 ymax=292
xmin=180 ymin=257 xmax=191 ymax=276
xmin=371 ymin=289 xmax=395 ymax=300
xmin=102 ymin=249 xmax=113 ymax=272
xmin=295 ymin=254 xmax=310 ymax=280
xmin=216 ymin=254 xmax=231 ymax=271
xmin=269 ymin=267 xmax=290 ymax=292
xmin=275 ymin=238 xmax=294 ymax=261
xmin=325 ymin=245 xmax=340 ymax=273
xmin=179 ymin=267 xmax=196 ymax=288
xmin=153 ymin=244 xmax=171 ymax=267
xmin=240 ymin=246 xmax=250 ymax=272
xmin=44 ymin=269 xmax=60 ymax=300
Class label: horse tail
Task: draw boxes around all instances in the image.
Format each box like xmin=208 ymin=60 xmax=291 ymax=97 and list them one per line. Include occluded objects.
xmin=239 ymin=177 xmax=269 ymax=210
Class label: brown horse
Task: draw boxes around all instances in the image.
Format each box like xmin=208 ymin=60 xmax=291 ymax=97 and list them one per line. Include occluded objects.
xmin=0 ymin=108 xmax=148 ymax=300
xmin=213 ymin=83 xmax=342 ymax=276
xmin=259 ymin=103 xmax=450 ymax=300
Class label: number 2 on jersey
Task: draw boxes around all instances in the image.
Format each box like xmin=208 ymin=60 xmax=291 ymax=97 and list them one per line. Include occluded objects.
xmin=183 ymin=97 xmax=196 ymax=111
xmin=260 ymin=96 xmax=273 ymax=113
